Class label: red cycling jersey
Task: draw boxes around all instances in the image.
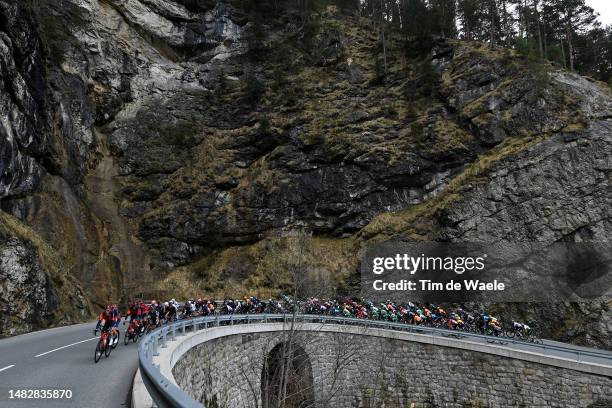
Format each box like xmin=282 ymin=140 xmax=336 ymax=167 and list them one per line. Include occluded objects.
xmin=101 ymin=310 xmax=113 ymax=323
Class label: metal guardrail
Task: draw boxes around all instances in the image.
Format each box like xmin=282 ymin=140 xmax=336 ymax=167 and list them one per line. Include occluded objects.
xmin=138 ymin=314 xmax=612 ymax=408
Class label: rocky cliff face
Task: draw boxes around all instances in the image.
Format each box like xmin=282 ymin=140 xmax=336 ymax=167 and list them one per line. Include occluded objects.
xmin=0 ymin=236 xmax=59 ymax=336
xmin=0 ymin=0 xmax=97 ymax=335
xmin=0 ymin=1 xmax=48 ymax=199
xmin=0 ymin=211 xmax=90 ymax=336
xmin=0 ymin=1 xmax=609 ymax=345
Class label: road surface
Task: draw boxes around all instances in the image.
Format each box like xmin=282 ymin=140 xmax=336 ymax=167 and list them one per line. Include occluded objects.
xmin=2 ymin=317 xmax=612 ymax=408
xmin=0 ymin=321 xmax=139 ymax=408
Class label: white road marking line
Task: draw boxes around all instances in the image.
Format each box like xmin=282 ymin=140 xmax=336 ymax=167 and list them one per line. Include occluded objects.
xmin=35 ymin=337 xmax=97 ymax=357
xmin=0 ymin=364 xmax=15 ymax=372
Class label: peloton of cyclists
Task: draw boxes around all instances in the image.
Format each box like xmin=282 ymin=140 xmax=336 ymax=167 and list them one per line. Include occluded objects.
xmin=93 ymin=297 xmax=535 ymax=345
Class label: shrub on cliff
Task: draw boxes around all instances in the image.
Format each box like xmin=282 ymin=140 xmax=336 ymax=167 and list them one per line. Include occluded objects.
xmin=243 ymin=73 xmax=266 ymax=105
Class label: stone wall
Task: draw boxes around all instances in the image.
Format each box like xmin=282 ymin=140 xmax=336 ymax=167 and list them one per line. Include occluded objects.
xmin=172 ymin=328 xmax=612 ymax=408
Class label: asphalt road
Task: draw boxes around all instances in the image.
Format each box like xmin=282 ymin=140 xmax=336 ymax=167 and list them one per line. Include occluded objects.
xmin=0 ymin=321 xmax=139 ymax=408
xmin=1 ymin=316 xmax=611 ymax=408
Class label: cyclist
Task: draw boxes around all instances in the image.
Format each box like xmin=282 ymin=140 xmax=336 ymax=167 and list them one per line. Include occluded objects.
xmin=148 ymin=301 xmax=159 ymax=328
xmin=342 ymin=304 xmax=351 ymax=317
xmin=195 ymin=299 xmax=204 ymax=314
xmin=447 ymin=312 xmax=464 ymax=330
xmin=223 ymin=299 xmax=235 ymax=315
xmin=94 ymin=305 xmax=113 ymax=337
xmin=206 ymin=300 xmax=215 ymax=315
xmin=488 ymin=316 xmax=502 ymax=336
xmin=512 ymin=321 xmax=531 ymax=337
xmin=480 ymin=313 xmax=490 ymax=334
xmin=109 ymin=305 xmax=121 ymax=346
xmin=167 ymin=301 xmax=177 ymax=322
xmin=140 ymin=301 xmax=149 ymax=322
xmin=126 ymin=301 xmax=143 ymax=333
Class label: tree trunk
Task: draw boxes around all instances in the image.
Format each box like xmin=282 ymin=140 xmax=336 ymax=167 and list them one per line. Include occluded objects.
xmin=542 ymin=19 xmax=547 ymax=59
xmin=518 ymin=0 xmax=525 ymax=38
xmin=489 ymin=0 xmax=496 ymax=45
xmin=534 ymin=0 xmax=544 ymax=58
xmin=559 ymin=38 xmax=567 ymax=69
xmin=501 ymin=0 xmax=508 ymax=43
xmin=566 ymin=18 xmax=574 ymax=71
xmin=465 ymin=20 xmax=471 ymax=41
xmin=380 ymin=0 xmax=387 ymax=80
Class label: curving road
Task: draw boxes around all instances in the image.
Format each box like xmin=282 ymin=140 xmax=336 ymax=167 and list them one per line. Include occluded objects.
xmin=2 ymin=316 xmax=612 ymax=408
xmin=0 ymin=321 xmax=139 ymax=408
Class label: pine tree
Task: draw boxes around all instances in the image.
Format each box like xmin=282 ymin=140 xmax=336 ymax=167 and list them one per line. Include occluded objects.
xmin=574 ymin=25 xmax=612 ymax=81
xmin=357 ymin=0 xmax=607 ymax=81
xmin=430 ymin=0 xmax=457 ymax=38
xmin=457 ymin=0 xmax=481 ymax=41
xmin=403 ymin=0 xmax=431 ymax=38
xmin=547 ymin=0 xmax=598 ymax=71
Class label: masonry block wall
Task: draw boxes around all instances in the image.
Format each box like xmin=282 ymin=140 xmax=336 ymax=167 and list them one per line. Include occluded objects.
xmin=172 ymin=329 xmax=612 ymax=408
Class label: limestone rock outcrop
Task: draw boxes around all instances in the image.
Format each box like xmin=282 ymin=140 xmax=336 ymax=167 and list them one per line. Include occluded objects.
xmin=0 ymin=1 xmax=609 ymax=345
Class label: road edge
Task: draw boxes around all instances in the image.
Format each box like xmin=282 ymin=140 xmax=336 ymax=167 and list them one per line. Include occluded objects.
xmin=132 ymin=368 xmax=154 ymax=408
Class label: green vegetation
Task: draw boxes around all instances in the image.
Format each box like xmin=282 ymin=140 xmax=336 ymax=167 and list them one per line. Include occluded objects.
xmin=245 ymin=13 xmax=267 ymax=61
xmin=402 ymin=59 xmax=440 ymax=101
xmin=515 ymin=37 xmax=542 ymax=61
xmin=257 ymin=116 xmax=272 ymax=135
xmin=242 ymin=72 xmax=266 ymax=105
xmin=160 ymin=121 xmax=201 ymax=147
xmin=356 ymin=0 xmax=609 ymax=83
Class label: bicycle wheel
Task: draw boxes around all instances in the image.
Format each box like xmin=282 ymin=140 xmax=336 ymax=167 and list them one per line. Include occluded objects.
xmin=132 ymin=332 xmax=138 ymax=342
xmin=505 ymin=329 xmax=515 ymax=338
xmin=104 ymin=338 xmax=112 ymax=357
xmin=94 ymin=340 xmax=103 ymax=363
xmin=111 ymin=332 xmax=119 ymax=349
xmin=124 ymin=330 xmax=130 ymax=345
